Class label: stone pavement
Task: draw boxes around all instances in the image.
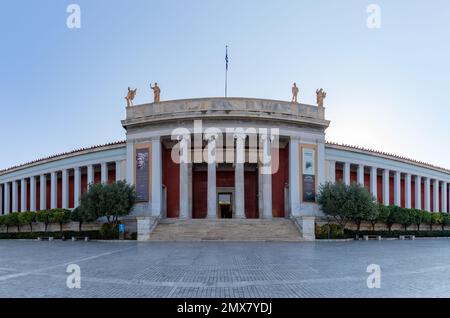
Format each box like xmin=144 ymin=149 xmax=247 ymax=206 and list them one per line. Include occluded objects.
xmin=1 ymin=239 xmax=450 ymax=297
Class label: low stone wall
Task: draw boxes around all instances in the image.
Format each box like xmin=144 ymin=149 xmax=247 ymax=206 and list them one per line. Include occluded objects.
xmin=0 ymin=221 xmax=103 ymax=233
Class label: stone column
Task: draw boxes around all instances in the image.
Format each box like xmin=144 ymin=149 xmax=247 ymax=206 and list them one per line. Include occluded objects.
xmin=370 ymin=167 xmax=378 ymax=201
xmin=441 ymin=181 xmax=447 ymax=213
xmin=234 ymin=133 xmax=246 ymax=218
xmin=328 ymin=160 xmax=336 ymax=183
xmin=62 ymin=169 xmax=69 ymax=209
xmin=115 ymin=161 xmax=122 ymax=181
xmin=126 ymin=142 xmax=134 ymax=185
xmin=405 ymin=173 xmax=412 ymax=209
xmin=433 ymin=179 xmax=439 ymax=212
xmin=382 ymin=169 xmax=390 ymax=206
xmin=12 ymin=180 xmax=18 ymax=212
xmin=343 ymin=162 xmax=351 ymax=185
xmin=179 ymin=135 xmax=190 ymax=218
xmin=261 ymin=134 xmax=272 ymax=219
xmin=40 ymin=174 xmax=46 ymax=210
xmin=0 ymin=184 xmax=3 ymax=214
xmin=289 ymin=138 xmax=300 ymax=217
xmin=4 ymin=183 xmax=10 ymax=214
xmin=357 ymin=164 xmax=364 ymax=186
xmin=74 ymin=167 xmax=81 ymax=208
xmin=20 ymin=179 xmax=27 ymax=212
xmin=87 ymin=165 xmax=94 ymax=187
xmin=317 ymin=141 xmax=326 ymax=187
xmin=101 ymin=162 xmax=108 ymax=184
xmin=415 ymin=176 xmax=422 ymax=210
xmin=207 ymin=136 xmax=217 ymax=219
xmin=151 ymin=138 xmax=163 ymax=217
xmin=424 ymin=177 xmax=431 ymax=212
xmin=30 ymin=176 xmax=36 ymax=211
xmin=394 ymin=171 xmax=401 ymax=207
xmin=50 ymin=172 xmax=57 ymax=209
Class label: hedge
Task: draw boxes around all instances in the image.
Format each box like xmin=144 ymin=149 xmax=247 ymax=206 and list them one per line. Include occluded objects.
xmin=0 ymin=230 xmax=137 ymax=240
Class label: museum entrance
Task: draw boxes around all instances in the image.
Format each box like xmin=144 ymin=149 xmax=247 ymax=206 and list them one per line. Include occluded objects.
xmin=218 ymin=192 xmax=233 ymax=218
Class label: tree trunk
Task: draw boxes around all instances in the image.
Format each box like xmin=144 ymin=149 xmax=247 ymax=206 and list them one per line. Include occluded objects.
xmin=60 ymin=223 xmax=63 ymax=233
xmin=417 ymin=224 xmax=420 ymax=231
xmin=371 ymin=222 xmax=376 ymax=231
xmin=30 ymin=223 xmax=33 ymax=233
xmin=79 ymin=222 xmax=82 ymax=232
xmin=356 ymin=221 xmax=361 ymax=231
xmin=45 ymin=223 xmax=48 ymax=232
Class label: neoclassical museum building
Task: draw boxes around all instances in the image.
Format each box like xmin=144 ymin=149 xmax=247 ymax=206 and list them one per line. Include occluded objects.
xmin=1 ymin=96 xmax=449 ymax=240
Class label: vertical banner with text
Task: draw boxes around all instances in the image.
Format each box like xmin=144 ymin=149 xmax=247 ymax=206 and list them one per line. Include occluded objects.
xmin=134 ymin=144 xmax=152 ymax=202
xmin=301 ymin=146 xmax=316 ymax=202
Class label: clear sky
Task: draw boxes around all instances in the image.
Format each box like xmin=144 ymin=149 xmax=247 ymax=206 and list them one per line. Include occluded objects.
xmin=1 ymin=0 xmax=449 ymax=170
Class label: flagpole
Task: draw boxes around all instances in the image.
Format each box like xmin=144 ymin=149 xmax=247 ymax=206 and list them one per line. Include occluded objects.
xmin=225 ymin=45 xmax=228 ymax=98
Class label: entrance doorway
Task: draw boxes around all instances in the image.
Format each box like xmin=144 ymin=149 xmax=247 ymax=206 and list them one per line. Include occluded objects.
xmin=218 ymin=192 xmax=233 ymax=218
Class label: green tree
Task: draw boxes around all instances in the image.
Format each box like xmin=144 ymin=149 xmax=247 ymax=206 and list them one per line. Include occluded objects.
xmin=346 ymin=183 xmax=378 ymax=231
xmin=0 ymin=215 xmax=8 ymax=233
xmin=36 ymin=210 xmax=52 ymax=232
xmin=21 ymin=211 xmax=36 ymax=232
xmin=394 ymin=208 xmax=415 ymax=231
xmin=370 ymin=204 xmax=390 ymax=231
xmin=385 ymin=206 xmax=400 ymax=231
xmin=50 ymin=209 xmax=71 ymax=232
xmin=441 ymin=213 xmax=450 ymax=231
xmin=78 ymin=181 xmax=136 ymax=228
xmin=421 ymin=210 xmax=432 ymax=230
xmin=413 ymin=209 xmax=427 ymax=231
xmin=427 ymin=212 xmax=439 ymax=230
xmin=317 ymin=182 xmax=352 ymax=229
xmin=8 ymin=212 xmax=21 ymax=232
xmin=432 ymin=213 xmax=444 ymax=231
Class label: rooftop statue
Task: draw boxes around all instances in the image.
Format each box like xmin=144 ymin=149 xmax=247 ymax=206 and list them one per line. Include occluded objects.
xmin=150 ymin=82 xmax=161 ymax=103
xmin=316 ymin=88 xmax=327 ymax=107
xmin=125 ymin=87 xmax=137 ymax=107
xmin=291 ymin=82 xmax=299 ymax=103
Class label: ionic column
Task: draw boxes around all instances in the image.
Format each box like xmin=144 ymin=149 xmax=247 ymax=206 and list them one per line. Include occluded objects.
xmin=370 ymin=166 xmax=378 ymax=201
xmin=101 ymin=162 xmax=108 ymax=184
xmin=415 ymin=176 xmax=422 ymax=210
xmin=343 ymin=162 xmax=351 ymax=185
xmin=289 ymin=138 xmax=300 ymax=216
xmin=179 ymin=135 xmax=190 ymax=218
xmin=442 ymin=181 xmax=447 ymax=213
xmin=394 ymin=171 xmax=401 ymax=207
xmin=87 ymin=165 xmax=94 ymax=187
xmin=0 ymin=184 xmax=3 ymax=214
xmin=357 ymin=164 xmax=364 ymax=186
xmin=20 ymin=179 xmax=27 ymax=212
xmin=328 ymin=160 xmax=336 ymax=183
xmin=4 ymin=183 xmax=10 ymax=214
xmin=151 ymin=138 xmax=163 ymax=217
xmin=50 ymin=172 xmax=57 ymax=209
xmin=30 ymin=176 xmax=36 ymax=211
xmin=234 ymin=133 xmax=246 ymax=218
xmin=12 ymin=181 xmax=18 ymax=212
xmin=207 ymin=136 xmax=217 ymax=219
xmin=261 ymin=134 xmax=272 ymax=219
xmin=40 ymin=174 xmax=46 ymax=210
xmin=405 ymin=173 xmax=411 ymax=209
xmin=424 ymin=177 xmax=431 ymax=211
xmin=74 ymin=167 xmax=81 ymax=208
xmin=433 ymin=179 xmax=440 ymax=212
xmin=382 ymin=169 xmax=390 ymax=206
xmin=62 ymin=169 xmax=69 ymax=209
xmin=115 ymin=161 xmax=122 ymax=182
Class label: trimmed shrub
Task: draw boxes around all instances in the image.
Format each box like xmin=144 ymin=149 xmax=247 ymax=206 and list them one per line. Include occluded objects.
xmin=315 ymin=224 xmax=345 ymax=239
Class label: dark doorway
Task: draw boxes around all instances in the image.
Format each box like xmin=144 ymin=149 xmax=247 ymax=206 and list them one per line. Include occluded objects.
xmin=218 ymin=193 xmax=233 ymax=218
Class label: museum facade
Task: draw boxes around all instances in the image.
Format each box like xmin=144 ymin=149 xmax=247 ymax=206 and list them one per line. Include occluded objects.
xmin=0 ymin=97 xmax=449 ymax=239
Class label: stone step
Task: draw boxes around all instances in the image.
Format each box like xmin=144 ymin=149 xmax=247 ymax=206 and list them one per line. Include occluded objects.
xmin=149 ymin=218 xmax=304 ymax=241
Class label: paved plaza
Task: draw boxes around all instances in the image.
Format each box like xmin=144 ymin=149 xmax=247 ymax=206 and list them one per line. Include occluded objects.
xmin=1 ymin=239 xmax=450 ymax=297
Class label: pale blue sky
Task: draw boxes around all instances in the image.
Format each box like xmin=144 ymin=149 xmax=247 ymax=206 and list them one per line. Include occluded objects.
xmin=1 ymin=0 xmax=449 ymax=170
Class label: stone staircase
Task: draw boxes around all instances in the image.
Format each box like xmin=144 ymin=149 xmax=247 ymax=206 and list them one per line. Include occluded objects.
xmin=148 ymin=218 xmax=304 ymax=241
